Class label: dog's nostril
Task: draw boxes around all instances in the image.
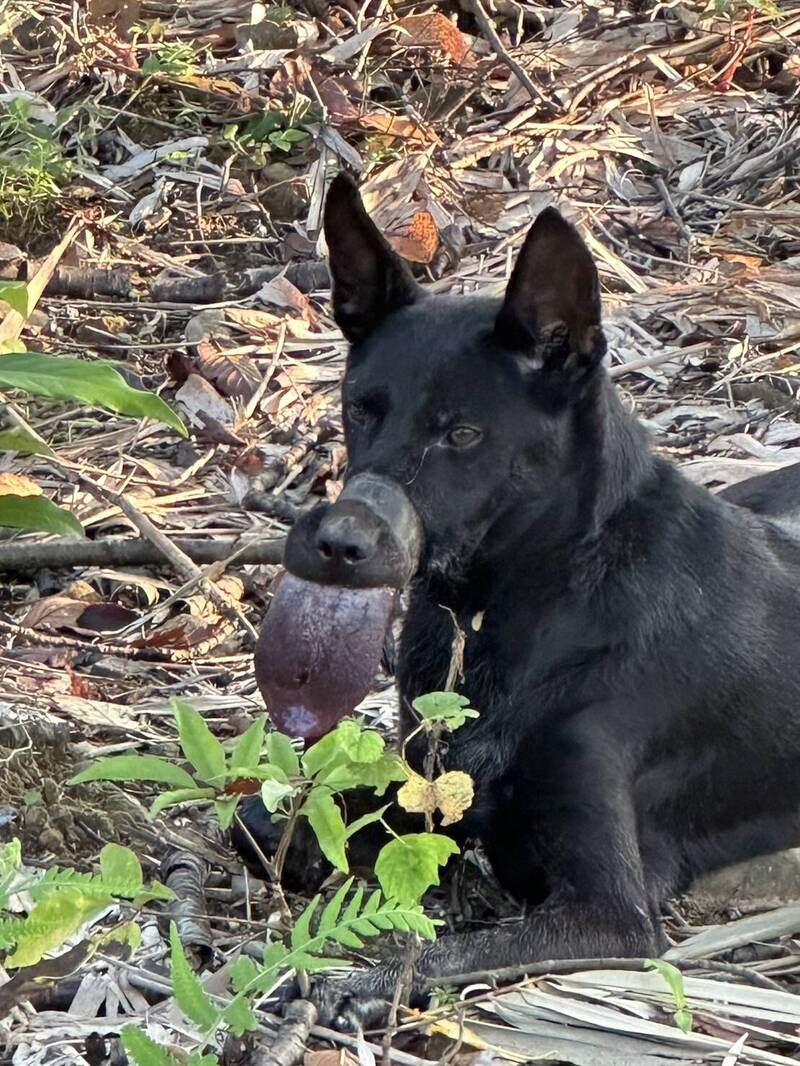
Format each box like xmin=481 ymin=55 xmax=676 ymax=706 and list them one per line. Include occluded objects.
xmin=344 ymin=545 xmax=366 ymax=563
xmin=319 ymin=540 xmax=333 ymax=559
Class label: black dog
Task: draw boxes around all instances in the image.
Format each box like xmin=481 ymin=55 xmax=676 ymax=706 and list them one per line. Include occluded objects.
xmin=236 ymin=174 xmax=800 ymax=1027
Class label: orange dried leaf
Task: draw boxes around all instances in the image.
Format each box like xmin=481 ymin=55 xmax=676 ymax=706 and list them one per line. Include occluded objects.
xmin=359 ymin=112 xmax=438 ymax=145
xmin=387 ymin=211 xmax=439 ymax=264
xmin=0 ymin=473 xmax=41 ymax=497
xmin=396 ymin=14 xmax=477 ymax=67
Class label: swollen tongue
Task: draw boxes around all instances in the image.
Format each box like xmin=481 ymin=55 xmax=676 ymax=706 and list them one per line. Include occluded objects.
xmin=254 ymin=573 xmax=394 ymax=740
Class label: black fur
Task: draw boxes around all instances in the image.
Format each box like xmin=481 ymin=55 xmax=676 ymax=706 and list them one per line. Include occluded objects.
xmin=237 ymin=174 xmax=800 ymax=1028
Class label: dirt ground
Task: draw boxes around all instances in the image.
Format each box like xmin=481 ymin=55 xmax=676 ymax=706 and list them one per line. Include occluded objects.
xmin=1 ymin=1 xmax=800 ymax=1063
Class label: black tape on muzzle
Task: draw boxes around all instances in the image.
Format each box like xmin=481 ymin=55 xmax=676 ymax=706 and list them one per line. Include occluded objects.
xmin=283 ymin=473 xmax=422 ymax=590
xmin=254 ymin=475 xmax=422 ymax=739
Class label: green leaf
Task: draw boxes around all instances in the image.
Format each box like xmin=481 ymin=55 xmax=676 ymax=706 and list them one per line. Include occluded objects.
xmin=261 ymin=778 xmax=296 ymax=813
xmin=214 ymin=795 xmax=240 ymax=830
xmin=674 ymin=1008 xmax=693 ymax=1033
xmin=149 ymin=787 xmax=216 ymax=819
xmin=229 ymin=716 xmax=266 ymax=774
xmin=6 ymin=889 xmax=112 ymax=967
xmin=318 ymin=753 xmax=407 ymax=795
xmin=266 ymin=731 xmax=300 ymax=777
xmin=0 ymin=353 xmax=186 ymax=435
xmin=301 ymin=787 xmax=348 ymax=873
xmin=226 ymin=887 xmax=435 ymax=1011
xmin=172 ymin=698 xmax=226 ymax=785
xmin=645 ymin=958 xmax=693 ymax=1031
xmin=229 ymin=955 xmax=259 ymax=993
xmin=344 ymin=804 xmax=389 ymax=841
xmin=170 ymin=922 xmax=219 ymax=1030
xmin=302 ymin=720 xmax=386 ymax=778
xmin=0 ymin=280 xmax=29 ymax=316
xmin=69 ymin=755 xmax=197 ymax=789
xmin=189 ymin=1055 xmax=221 ymax=1066
xmin=0 ymin=427 xmax=54 ymax=456
xmin=645 ymin=959 xmax=687 ymax=1009
xmin=222 ymin=995 xmax=258 ymax=1036
xmin=0 ymin=838 xmax=21 ymax=880
xmin=375 ymin=834 xmax=459 ymax=905
xmin=121 ymin=1026 xmax=180 ymax=1066
xmin=412 ymin=692 xmax=479 ymax=731
xmin=0 ymin=494 xmax=83 ymax=537
xmin=100 ymin=844 xmax=143 ymax=893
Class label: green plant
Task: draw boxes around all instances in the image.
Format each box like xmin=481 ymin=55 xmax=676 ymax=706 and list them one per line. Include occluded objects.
xmin=0 ymin=98 xmax=71 ymax=228
xmin=0 ymin=281 xmax=187 ymax=536
xmin=710 ymin=0 xmax=780 ymax=17
xmin=0 ymin=839 xmax=172 ymax=967
xmin=645 ymin=959 xmax=693 ymax=1033
xmin=141 ymin=42 xmax=201 ymax=77
xmin=72 ymin=692 xmax=476 ymax=906
xmin=73 ymin=692 xmax=475 ymax=1063
xmin=224 ymin=108 xmax=310 ymax=163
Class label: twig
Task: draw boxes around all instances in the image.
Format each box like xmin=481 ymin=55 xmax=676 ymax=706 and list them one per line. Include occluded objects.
xmin=0 ymin=615 xmax=194 ymax=662
xmin=460 ymin=0 xmax=552 ymax=108
xmin=254 ymin=1000 xmax=317 ymax=1066
xmin=382 ymin=940 xmax=421 ymax=1066
xmin=78 ymin=475 xmax=258 ymax=642
xmin=0 ymin=535 xmax=285 ymax=573
xmin=421 ymin=954 xmax=788 ymax=993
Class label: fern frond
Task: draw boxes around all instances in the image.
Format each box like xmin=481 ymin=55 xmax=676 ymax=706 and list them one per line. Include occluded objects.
xmin=0 ymin=916 xmax=25 ymax=950
xmin=29 ymin=866 xmax=146 ymax=902
xmin=169 ymin=923 xmax=219 ymax=1031
xmin=240 ymin=884 xmax=436 ymax=999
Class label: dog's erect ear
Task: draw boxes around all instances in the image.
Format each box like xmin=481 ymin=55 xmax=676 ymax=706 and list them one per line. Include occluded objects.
xmin=495 ymin=207 xmax=605 ymax=375
xmin=324 ymin=173 xmax=421 ymax=344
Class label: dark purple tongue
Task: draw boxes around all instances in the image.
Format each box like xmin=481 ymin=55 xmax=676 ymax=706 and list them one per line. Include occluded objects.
xmin=254 ymin=573 xmax=394 ymax=740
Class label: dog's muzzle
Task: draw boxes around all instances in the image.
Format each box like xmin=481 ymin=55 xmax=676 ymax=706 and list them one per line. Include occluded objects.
xmin=254 ymin=475 xmax=422 ymax=740
xmin=283 ymin=473 xmax=423 ymax=589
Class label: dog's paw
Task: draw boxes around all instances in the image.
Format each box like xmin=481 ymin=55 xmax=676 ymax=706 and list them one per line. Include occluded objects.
xmin=307 ymin=963 xmax=407 ymax=1027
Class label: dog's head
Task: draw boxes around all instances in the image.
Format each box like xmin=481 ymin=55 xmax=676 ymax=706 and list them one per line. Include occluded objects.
xmin=284 ymin=174 xmax=611 ymax=590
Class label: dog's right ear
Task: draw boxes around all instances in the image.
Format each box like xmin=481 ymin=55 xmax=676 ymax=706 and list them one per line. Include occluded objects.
xmin=324 ymin=174 xmax=421 ymax=344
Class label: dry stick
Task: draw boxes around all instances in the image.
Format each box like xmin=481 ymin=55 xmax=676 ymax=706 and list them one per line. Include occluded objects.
xmin=461 ymin=0 xmax=552 ymax=109
xmin=419 ymin=954 xmax=787 ymax=994
xmin=0 ymin=615 xmax=193 ymax=663
xmin=81 ymin=476 xmax=260 ymax=643
xmin=255 ymin=999 xmax=317 ymax=1066
xmin=0 ymin=535 xmax=285 ymax=573
xmin=0 ymin=221 xmax=81 ymax=346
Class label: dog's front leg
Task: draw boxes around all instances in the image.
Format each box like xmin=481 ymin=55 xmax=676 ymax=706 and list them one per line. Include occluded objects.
xmin=312 ymin=717 xmax=662 ymax=1030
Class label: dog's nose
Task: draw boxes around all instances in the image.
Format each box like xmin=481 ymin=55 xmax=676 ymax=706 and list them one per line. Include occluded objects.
xmin=315 ymin=511 xmax=380 ymax=566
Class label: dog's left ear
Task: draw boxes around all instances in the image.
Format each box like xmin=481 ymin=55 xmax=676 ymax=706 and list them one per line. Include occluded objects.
xmin=324 ymin=173 xmax=421 ymax=344
xmin=494 ymin=207 xmax=605 ymax=378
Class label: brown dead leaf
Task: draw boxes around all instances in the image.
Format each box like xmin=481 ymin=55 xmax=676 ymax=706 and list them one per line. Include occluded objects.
xmin=257 ymin=275 xmax=316 ymax=325
xmin=396 ymin=13 xmax=477 ymax=67
xmin=397 ymin=770 xmax=474 ymax=826
xmin=359 ymin=112 xmax=438 ymax=145
xmin=386 ymin=211 xmax=440 ymax=264
xmin=176 ymin=374 xmax=235 ymax=424
xmin=0 ymin=473 xmax=41 ymax=497
xmin=133 ymin=614 xmax=227 ymax=651
xmin=305 ymin=1052 xmax=359 ymax=1066
xmin=195 ymin=342 xmax=262 ymax=403
xmin=23 ymin=596 xmax=94 ymax=633
xmin=23 ymin=592 xmax=139 ymax=636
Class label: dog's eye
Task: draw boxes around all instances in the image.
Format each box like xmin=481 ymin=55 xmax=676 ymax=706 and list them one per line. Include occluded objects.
xmin=346 ymin=401 xmax=371 ymax=426
xmin=444 ymin=426 xmax=482 ymax=448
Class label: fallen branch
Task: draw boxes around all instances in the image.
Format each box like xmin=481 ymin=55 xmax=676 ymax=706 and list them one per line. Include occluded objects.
xmin=0 ymin=536 xmax=285 ymax=573
xmin=255 ymin=1000 xmax=317 ymax=1066
xmin=421 ymin=954 xmax=787 ymax=994
xmin=461 ymin=0 xmax=552 ymax=109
